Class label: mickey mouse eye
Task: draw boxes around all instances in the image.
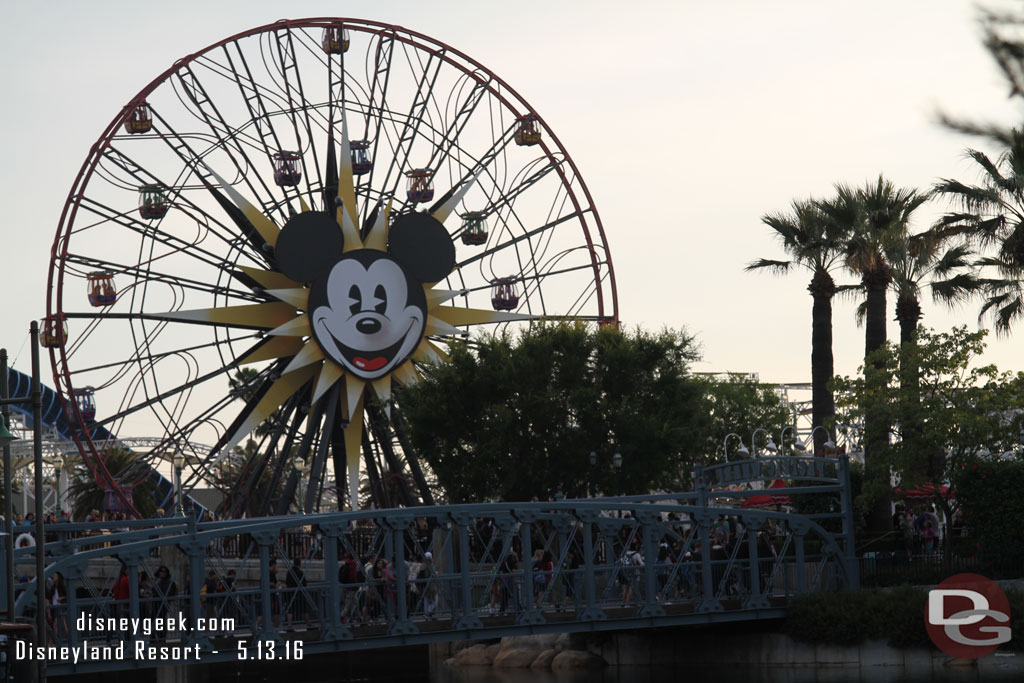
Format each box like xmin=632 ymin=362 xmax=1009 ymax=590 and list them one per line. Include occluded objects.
xmin=348 ymin=285 xmax=362 ymax=315
xmin=373 ymin=285 xmax=387 ymax=314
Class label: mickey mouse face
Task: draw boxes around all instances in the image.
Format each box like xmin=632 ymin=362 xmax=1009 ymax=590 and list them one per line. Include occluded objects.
xmin=311 ymin=251 xmax=425 ymax=379
xmin=274 ymin=209 xmax=455 ymax=381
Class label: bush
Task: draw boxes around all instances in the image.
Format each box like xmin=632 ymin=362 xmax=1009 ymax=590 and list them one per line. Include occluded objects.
xmin=952 ymin=459 xmax=1024 ymax=570
xmin=785 ymin=586 xmax=926 ymax=649
xmin=786 ymin=586 xmax=1024 ymax=650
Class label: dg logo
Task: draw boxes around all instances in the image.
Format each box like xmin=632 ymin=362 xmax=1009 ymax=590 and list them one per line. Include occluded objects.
xmin=926 ymin=573 xmax=1011 ymax=659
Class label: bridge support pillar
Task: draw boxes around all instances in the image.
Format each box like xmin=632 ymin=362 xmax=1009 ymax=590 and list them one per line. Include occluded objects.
xmin=156 ymin=663 xmax=209 ymax=683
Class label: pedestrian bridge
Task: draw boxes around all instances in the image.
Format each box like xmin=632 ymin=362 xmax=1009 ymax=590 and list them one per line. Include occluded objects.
xmin=4 ymin=455 xmax=857 ymax=675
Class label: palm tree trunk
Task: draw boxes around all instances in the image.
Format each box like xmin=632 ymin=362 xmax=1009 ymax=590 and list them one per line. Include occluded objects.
xmin=895 ymin=292 xmax=930 ymax=477
xmin=809 ymin=270 xmax=837 ymax=453
xmin=863 ymin=268 xmax=892 ymax=533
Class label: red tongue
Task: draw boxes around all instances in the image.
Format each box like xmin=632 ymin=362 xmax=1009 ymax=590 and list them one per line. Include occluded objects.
xmin=354 ymin=356 xmax=387 ymax=371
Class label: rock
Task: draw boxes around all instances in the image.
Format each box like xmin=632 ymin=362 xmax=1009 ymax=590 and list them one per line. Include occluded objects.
xmin=455 ymin=644 xmax=495 ymax=666
xmin=484 ymin=644 xmax=502 ymax=662
xmin=554 ymin=632 xmax=588 ymax=651
xmin=530 ymin=649 xmax=558 ymax=669
xmin=551 ymin=650 xmax=607 ymax=671
xmin=500 ymin=634 xmax=560 ymax=651
xmin=494 ymin=647 xmax=544 ymax=668
xmin=444 ymin=658 xmax=456 ymax=666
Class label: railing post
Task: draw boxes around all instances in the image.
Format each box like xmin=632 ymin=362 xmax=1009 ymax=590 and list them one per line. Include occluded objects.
xmin=743 ymin=517 xmax=769 ymax=610
xmin=838 ymin=454 xmax=860 ymax=589
xmin=636 ymin=510 xmax=665 ymax=618
xmin=451 ymin=512 xmax=482 ymax=630
xmin=575 ymin=509 xmax=605 ymax=622
xmin=514 ymin=510 xmax=544 ymax=626
xmin=794 ymin=532 xmax=808 ymax=594
xmin=120 ymin=550 xmax=145 ymax=657
xmin=318 ymin=521 xmax=353 ymax=641
xmin=61 ymin=559 xmax=86 ymax=649
xmin=252 ymin=530 xmax=283 ymax=643
xmin=179 ymin=519 xmax=213 ymax=652
xmin=382 ymin=514 xmax=417 ymax=636
xmin=696 ymin=510 xmax=722 ymax=613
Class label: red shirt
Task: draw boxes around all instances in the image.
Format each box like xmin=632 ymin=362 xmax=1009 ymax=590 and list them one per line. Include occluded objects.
xmin=112 ymin=575 xmax=130 ymax=601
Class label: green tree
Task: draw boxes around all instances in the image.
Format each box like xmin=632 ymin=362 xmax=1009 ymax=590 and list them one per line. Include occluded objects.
xmin=833 ymin=326 xmax=1024 ymax=564
xmin=820 ymin=177 xmax=929 ymax=533
xmin=65 ymin=447 xmax=160 ymax=520
xmin=933 ymin=130 xmax=1024 ymax=334
xmin=934 ymin=7 xmax=1024 ymax=334
xmin=747 ymin=198 xmax=850 ymax=452
xmin=699 ymin=374 xmax=791 ymax=461
xmin=397 ymin=324 xmax=706 ymax=503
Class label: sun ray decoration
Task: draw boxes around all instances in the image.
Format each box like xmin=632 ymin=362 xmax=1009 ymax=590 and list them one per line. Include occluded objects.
xmin=157 ymin=113 xmax=532 ymax=509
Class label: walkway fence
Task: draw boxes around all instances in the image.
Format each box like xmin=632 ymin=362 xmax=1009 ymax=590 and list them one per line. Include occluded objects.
xmin=1 ymin=454 xmax=858 ymax=675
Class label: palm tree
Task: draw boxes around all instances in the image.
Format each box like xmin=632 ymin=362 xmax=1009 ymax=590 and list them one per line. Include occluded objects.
xmin=747 ymin=199 xmax=850 ymax=452
xmin=65 ymin=447 xmax=159 ymax=520
xmin=888 ymin=234 xmax=980 ymax=347
xmin=933 ymin=131 xmax=1024 ymax=334
xmin=887 ymin=233 xmax=981 ymax=484
xmin=820 ymin=176 xmax=928 ymax=533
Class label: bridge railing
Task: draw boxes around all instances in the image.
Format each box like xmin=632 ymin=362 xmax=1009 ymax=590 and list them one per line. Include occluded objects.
xmin=4 ymin=455 xmax=856 ymax=672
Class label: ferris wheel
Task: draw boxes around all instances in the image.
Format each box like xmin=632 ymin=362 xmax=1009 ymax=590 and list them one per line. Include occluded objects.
xmin=45 ymin=18 xmax=617 ymax=516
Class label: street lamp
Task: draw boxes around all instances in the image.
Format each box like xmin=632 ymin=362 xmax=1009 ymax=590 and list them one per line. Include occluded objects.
xmin=294 ymin=460 xmax=305 ymax=515
xmin=723 ymin=432 xmax=748 ymax=462
xmin=780 ymin=426 xmax=797 ymax=455
xmin=611 ymin=451 xmax=623 ymax=518
xmin=803 ymin=426 xmax=836 ymax=454
xmin=751 ymin=428 xmax=772 ymax=457
xmin=173 ymin=452 xmax=185 ymax=517
xmin=53 ymin=458 xmax=63 ymax=520
xmin=588 ymin=451 xmax=597 ymax=497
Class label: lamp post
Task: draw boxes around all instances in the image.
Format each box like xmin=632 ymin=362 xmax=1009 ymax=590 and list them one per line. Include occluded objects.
xmin=173 ymin=452 xmax=185 ymax=517
xmin=803 ymin=426 xmax=836 ymax=455
xmin=0 ymin=350 xmax=17 ymax=626
xmin=780 ymin=426 xmax=797 ymax=455
xmin=294 ymin=460 xmax=305 ymax=515
xmin=723 ymin=432 xmax=748 ymax=462
xmin=751 ymin=428 xmax=774 ymax=457
xmin=611 ymin=451 xmax=623 ymax=518
xmin=588 ymin=451 xmax=597 ymax=497
xmin=53 ymin=459 xmax=63 ymax=521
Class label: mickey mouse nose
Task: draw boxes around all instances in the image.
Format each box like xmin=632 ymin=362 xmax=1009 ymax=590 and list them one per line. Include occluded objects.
xmin=356 ymin=318 xmax=382 ymax=335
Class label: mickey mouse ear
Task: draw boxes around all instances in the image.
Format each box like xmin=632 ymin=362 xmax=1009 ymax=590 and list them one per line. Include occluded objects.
xmin=274 ymin=212 xmax=346 ymax=283
xmin=389 ymin=212 xmax=456 ymax=283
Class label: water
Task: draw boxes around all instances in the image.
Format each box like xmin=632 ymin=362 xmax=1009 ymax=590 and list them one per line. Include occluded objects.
xmin=258 ymin=660 xmax=1020 ymax=683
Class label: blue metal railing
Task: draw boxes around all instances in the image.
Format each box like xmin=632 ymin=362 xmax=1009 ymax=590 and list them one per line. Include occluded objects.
xmin=1 ymin=455 xmax=857 ymax=675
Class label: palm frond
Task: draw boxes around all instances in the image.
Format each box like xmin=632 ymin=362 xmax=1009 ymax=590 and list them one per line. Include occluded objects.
xmin=745 ymin=258 xmax=791 ymax=275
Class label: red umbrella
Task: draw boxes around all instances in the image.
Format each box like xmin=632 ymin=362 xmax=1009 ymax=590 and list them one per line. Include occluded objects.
xmin=741 ymin=479 xmax=792 ymax=509
xmin=894 ymin=483 xmax=951 ymax=501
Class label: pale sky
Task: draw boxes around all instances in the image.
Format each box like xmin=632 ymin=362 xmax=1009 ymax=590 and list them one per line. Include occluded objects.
xmin=1 ymin=0 xmax=1021 ymax=414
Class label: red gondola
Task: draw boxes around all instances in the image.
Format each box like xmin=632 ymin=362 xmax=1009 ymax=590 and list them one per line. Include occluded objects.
xmin=406 ymin=168 xmax=434 ymax=203
xmin=514 ymin=114 xmax=542 ymax=146
xmin=139 ymin=184 xmax=169 ymax=219
xmin=273 ymin=151 xmax=303 ymax=187
xmin=87 ymin=272 xmax=117 ymax=307
xmin=75 ymin=387 xmax=97 ymax=422
xmin=351 ymin=140 xmax=373 ymax=175
xmin=322 ymin=26 xmax=350 ymax=54
xmin=460 ymin=211 xmax=488 ymax=245
xmin=491 ymin=277 xmax=519 ymax=311
xmin=124 ymin=100 xmax=153 ymax=134
xmin=40 ymin=315 xmax=68 ymax=348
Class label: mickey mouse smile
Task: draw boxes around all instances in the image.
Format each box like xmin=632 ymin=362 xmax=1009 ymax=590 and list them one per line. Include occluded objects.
xmin=316 ymin=315 xmax=420 ymax=376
